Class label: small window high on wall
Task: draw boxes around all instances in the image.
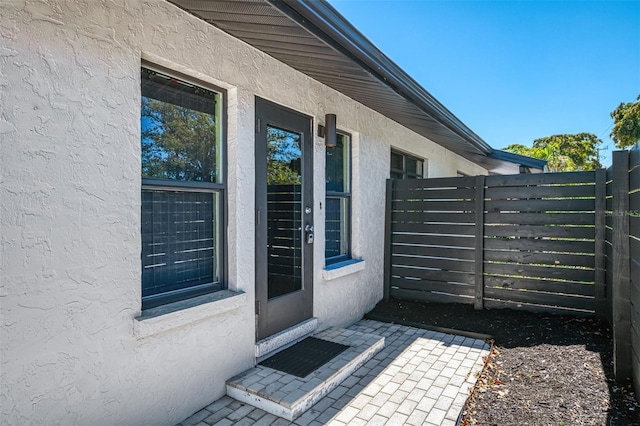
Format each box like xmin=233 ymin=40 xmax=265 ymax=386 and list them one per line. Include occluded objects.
xmin=390 ymin=149 xmax=424 ymax=179
xmin=140 ymin=65 xmax=225 ymax=309
xmin=325 ymin=132 xmax=351 ymax=264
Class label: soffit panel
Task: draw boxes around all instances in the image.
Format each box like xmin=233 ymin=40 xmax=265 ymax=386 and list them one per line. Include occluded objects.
xmin=169 ymin=0 xmax=487 ymax=159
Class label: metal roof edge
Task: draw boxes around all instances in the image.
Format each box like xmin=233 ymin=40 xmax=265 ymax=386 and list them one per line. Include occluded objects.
xmin=270 ymin=0 xmax=493 ymax=155
xmin=488 ymin=150 xmax=547 ymax=170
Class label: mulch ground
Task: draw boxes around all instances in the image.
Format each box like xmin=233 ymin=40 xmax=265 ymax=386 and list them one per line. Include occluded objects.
xmin=367 ymin=299 xmax=640 ymax=426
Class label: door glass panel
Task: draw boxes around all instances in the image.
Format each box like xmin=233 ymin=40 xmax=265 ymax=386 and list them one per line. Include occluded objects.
xmin=267 ymin=126 xmax=303 ymax=299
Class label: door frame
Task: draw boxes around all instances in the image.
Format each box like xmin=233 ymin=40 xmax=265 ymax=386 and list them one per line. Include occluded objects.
xmin=255 ymin=97 xmax=314 ymax=341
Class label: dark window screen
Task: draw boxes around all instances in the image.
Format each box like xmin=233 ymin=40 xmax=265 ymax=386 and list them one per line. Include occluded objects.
xmin=325 ymin=135 xmax=347 ymax=193
xmin=141 ymin=68 xmax=216 ymax=115
xmin=391 ymin=151 xmax=404 ymax=171
xmin=325 ymin=197 xmax=349 ymax=259
xmin=390 ymin=149 xmax=424 ymax=179
xmin=141 ymin=189 xmax=217 ymax=299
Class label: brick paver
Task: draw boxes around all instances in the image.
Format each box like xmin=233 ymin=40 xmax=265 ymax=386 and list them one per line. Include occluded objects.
xmin=177 ymin=320 xmax=489 ymax=426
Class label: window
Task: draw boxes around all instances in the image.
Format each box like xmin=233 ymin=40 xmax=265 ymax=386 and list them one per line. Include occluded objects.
xmin=325 ymin=132 xmax=351 ymax=264
xmin=390 ymin=149 xmax=424 ymax=179
xmin=140 ymin=65 xmax=225 ymax=309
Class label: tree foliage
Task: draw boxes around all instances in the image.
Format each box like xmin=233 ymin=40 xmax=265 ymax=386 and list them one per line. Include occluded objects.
xmin=142 ymin=97 xmax=219 ymax=182
xmin=142 ymin=97 xmax=303 ymax=186
xmin=267 ymin=127 xmax=302 ymax=185
xmin=503 ymin=133 xmax=602 ymax=172
xmin=610 ymin=95 xmax=640 ymax=149
xmin=501 ymin=143 xmax=532 ymax=157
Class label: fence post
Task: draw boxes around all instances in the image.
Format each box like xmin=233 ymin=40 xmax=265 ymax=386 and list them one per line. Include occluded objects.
xmin=474 ymin=175 xmax=485 ymax=310
xmin=611 ymin=150 xmax=632 ymax=382
xmin=383 ymin=179 xmax=394 ymax=301
xmin=594 ymin=168 xmax=607 ymax=317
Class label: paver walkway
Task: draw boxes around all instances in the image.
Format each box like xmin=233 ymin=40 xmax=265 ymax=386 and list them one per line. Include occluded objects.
xmin=178 ymin=320 xmax=490 ymax=426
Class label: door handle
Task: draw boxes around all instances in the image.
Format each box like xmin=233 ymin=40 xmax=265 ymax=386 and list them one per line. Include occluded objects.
xmin=305 ymin=225 xmax=314 ymax=244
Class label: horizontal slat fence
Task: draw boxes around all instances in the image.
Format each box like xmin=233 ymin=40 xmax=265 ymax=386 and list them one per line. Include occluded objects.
xmin=606 ymin=166 xmax=614 ymax=320
xmin=628 ymin=145 xmax=640 ymax=398
xmin=385 ymin=170 xmax=605 ymax=316
xmin=384 ymin=149 xmax=640 ymax=400
xmin=604 ymin=145 xmax=640 ymax=399
xmin=483 ymin=171 xmax=601 ymax=315
xmin=387 ymin=176 xmax=477 ymax=305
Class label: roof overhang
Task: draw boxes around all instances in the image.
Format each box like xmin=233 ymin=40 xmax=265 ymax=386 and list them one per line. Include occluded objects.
xmin=169 ymin=0 xmax=543 ymax=173
xmin=489 ymin=150 xmax=547 ymax=170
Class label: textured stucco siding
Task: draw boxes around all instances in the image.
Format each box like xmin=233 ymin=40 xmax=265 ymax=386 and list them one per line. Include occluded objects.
xmin=0 ymin=1 xmax=488 ymax=425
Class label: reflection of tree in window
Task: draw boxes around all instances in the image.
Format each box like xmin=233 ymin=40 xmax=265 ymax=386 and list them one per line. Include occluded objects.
xmin=142 ymin=97 xmax=218 ymax=182
xmin=267 ymin=126 xmax=301 ymax=185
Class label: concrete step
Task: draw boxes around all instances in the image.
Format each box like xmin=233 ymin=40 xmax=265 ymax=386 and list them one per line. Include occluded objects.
xmin=226 ymin=327 xmax=385 ymax=421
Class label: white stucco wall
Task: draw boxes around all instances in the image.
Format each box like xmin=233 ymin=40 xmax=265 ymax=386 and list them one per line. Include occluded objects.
xmin=0 ymin=1 xmax=488 ymax=425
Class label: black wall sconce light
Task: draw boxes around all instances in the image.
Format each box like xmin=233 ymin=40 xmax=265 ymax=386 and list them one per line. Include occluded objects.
xmin=318 ymin=114 xmax=337 ymax=147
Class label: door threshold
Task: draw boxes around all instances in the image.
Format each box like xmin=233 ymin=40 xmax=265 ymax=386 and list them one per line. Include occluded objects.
xmin=256 ymin=317 xmax=318 ymax=360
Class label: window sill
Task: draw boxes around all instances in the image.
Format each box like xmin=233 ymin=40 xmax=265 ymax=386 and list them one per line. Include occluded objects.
xmin=134 ymin=290 xmax=246 ymax=339
xmin=323 ymin=258 xmax=366 ymax=281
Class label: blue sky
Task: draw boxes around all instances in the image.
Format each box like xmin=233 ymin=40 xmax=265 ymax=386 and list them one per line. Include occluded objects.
xmin=328 ymin=0 xmax=640 ymax=165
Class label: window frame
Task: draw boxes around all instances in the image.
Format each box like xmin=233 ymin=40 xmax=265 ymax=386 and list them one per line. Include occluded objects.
xmin=325 ymin=131 xmax=352 ymax=265
xmin=140 ymin=61 xmax=227 ymax=310
xmin=390 ymin=149 xmax=425 ymax=179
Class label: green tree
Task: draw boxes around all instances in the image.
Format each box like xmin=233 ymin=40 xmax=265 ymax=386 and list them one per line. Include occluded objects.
xmin=142 ymin=97 xmax=219 ymax=182
xmin=610 ymin=95 xmax=640 ymax=149
xmin=266 ymin=127 xmax=302 ymax=185
xmin=501 ymin=143 xmax=533 ymax=157
xmin=503 ymin=133 xmax=602 ymax=172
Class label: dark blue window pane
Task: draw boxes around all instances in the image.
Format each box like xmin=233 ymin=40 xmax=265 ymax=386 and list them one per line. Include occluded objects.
xmin=325 ymin=133 xmax=350 ymax=262
xmin=391 ymin=151 xmax=404 ymax=171
xmin=390 ymin=150 xmax=424 ymax=179
xmin=325 ymin=197 xmax=349 ymax=259
xmin=326 ymin=134 xmax=349 ymax=193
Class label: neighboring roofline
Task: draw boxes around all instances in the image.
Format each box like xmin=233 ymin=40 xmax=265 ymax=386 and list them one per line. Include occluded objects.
xmin=488 ymin=150 xmax=547 ymax=170
xmin=270 ymin=0 xmax=494 ymax=155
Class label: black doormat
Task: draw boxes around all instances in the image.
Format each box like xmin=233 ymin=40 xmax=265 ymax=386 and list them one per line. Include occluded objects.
xmin=259 ymin=337 xmax=349 ymax=378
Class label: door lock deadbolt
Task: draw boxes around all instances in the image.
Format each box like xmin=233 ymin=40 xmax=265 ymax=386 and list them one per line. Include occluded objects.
xmin=305 ymin=224 xmax=314 ymax=244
